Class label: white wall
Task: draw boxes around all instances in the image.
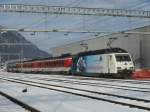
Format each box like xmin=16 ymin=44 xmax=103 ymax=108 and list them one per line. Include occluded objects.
xmin=52 ymin=26 xmax=150 ymax=69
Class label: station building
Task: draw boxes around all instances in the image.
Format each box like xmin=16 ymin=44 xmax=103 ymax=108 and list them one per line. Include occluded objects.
xmin=52 ymin=26 xmax=150 ymax=69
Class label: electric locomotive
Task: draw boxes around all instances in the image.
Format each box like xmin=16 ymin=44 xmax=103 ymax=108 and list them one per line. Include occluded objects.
xmin=72 ymin=48 xmax=134 ymax=78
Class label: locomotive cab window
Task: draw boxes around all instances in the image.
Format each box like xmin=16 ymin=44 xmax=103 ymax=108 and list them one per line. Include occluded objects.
xmin=99 ymin=56 xmax=102 ymax=61
xmin=115 ymin=54 xmax=131 ymax=62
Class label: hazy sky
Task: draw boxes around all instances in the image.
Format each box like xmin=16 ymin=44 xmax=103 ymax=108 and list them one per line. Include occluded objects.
xmin=0 ymin=0 xmax=150 ymax=53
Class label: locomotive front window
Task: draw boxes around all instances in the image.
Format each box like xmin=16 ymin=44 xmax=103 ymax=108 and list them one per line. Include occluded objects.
xmin=115 ymin=54 xmax=131 ymax=61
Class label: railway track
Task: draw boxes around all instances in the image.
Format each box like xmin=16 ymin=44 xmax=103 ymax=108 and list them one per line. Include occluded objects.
xmin=4 ymin=72 xmax=150 ymax=88
xmin=35 ymin=77 xmax=150 ymax=92
xmin=13 ymin=73 xmax=150 ymax=85
xmin=0 ymin=76 xmax=150 ymax=111
xmin=46 ymin=74 xmax=150 ymax=85
xmin=0 ymin=91 xmax=40 ymax=112
xmin=1 ymin=74 xmax=150 ymax=97
xmin=4 ymin=74 xmax=150 ymax=93
xmin=2 ymin=72 xmax=150 ymax=85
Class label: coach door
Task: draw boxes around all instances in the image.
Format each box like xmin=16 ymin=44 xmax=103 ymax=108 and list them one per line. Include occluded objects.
xmin=108 ymin=55 xmax=113 ymax=73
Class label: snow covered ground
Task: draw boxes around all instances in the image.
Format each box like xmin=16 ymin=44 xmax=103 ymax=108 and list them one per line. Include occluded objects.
xmin=0 ymin=82 xmax=28 ymax=112
xmin=0 ymin=72 xmax=150 ymax=112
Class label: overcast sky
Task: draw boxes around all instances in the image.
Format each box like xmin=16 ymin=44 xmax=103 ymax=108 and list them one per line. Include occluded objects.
xmin=0 ymin=0 xmax=150 ymax=53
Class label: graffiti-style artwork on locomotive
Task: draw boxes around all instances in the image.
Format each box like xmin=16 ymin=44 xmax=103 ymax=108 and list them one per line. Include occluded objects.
xmin=77 ymin=57 xmax=87 ymax=72
xmin=77 ymin=55 xmax=104 ymax=73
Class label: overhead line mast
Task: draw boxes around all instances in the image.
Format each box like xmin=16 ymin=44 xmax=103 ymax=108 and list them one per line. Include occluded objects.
xmin=0 ymin=4 xmax=150 ymax=18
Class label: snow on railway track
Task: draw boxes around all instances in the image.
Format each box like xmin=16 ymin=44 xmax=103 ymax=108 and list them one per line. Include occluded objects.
xmin=2 ymin=73 xmax=150 ymax=92
xmin=0 ymin=74 xmax=150 ymax=111
xmin=0 ymin=93 xmax=28 ymax=112
xmin=42 ymin=74 xmax=150 ymax=85
xmin=0 ymin=90 xmax=40 ymax=112
xmin=4 ymin=72 xmax=150 ymax=85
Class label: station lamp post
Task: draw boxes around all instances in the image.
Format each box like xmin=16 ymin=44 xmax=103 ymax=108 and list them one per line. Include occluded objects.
xmin=107 ymin=37 xmax=118 ymax=48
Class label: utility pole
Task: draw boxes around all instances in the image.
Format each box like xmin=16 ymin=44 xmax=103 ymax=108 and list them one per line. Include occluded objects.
xmin=0 ymin=55 xmax=1 ymax=69
xmin=107 ymin=37 xmax=118 ymax=48
xmin=20 ymin=39 xmax=24 ymax=72
xmin=80 ymin=41 xmax=88 ymax=51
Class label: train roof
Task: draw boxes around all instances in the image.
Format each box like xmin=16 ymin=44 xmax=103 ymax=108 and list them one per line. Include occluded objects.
xmin=21 ymin=54 xmax=72 ymax=63
xmin=78 ymin=48 xmax=128 ymax=56
xmin=14 ymin=48 xmax=127 ymax=63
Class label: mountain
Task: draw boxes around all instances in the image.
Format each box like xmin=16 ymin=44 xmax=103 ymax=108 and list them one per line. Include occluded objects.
xmin=0 ymin=30 xmax=51 ymax=63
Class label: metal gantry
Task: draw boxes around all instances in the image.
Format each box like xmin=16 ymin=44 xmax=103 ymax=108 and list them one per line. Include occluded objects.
xmin=0 ymin=4 xmax=150 ymax=18
xmin=1 ymin=28 xmax=150 ymax=35
xmin=0 ymin=4 xmax=150 ymax=35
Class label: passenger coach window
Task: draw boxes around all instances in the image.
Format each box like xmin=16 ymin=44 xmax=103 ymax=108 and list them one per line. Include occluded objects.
xmin=115 ymin=54 xmax=131 ymax=61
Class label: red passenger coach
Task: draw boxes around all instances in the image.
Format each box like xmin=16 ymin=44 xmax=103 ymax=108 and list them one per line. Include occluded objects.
xmin=14 ymin=57 xmax=73 ymax=74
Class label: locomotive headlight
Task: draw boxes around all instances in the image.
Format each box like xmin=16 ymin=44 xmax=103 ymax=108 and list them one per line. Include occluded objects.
xmin=130 ymin=67 xmax=134 ymax=70
xmin=117 ymin=67 xmax=121 ymax=70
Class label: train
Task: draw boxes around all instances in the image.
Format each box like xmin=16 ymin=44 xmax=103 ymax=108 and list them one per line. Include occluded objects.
xmin=6 ymin=48 xmax=134 ymax=78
